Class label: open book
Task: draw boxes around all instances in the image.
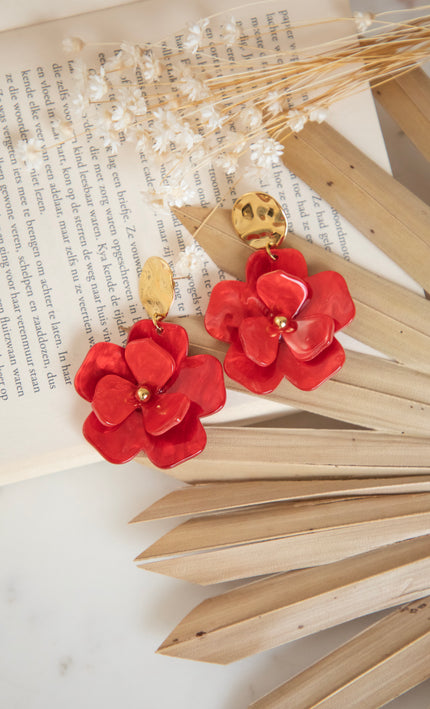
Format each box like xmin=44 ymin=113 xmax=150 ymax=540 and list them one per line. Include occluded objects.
xmin=0 ymin=0 xmax=419 ymax=484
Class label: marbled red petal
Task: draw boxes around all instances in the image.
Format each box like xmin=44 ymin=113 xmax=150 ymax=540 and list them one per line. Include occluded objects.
xmin=256 ymin=271 xmax=308 ymax=318
xmin=239 ymin=316 xmax=279 ymax=366
xmin=282 ymin=314 xmax=334 ymax=362
xmin=92 ymin=374 xmax=138 ymax=426
xmin=142 ymin=392 xmax=190 ymax=436
xmin=75 ymin=342 xmax=134 ymax=401
xmin=143 ymin=404 xmax=207 ymax=468
xmin=125 ymin=339 xmax=175 ymax=389
xmin=127 ymin=320 xmax=188 ymax=368
xmin=167 ymin=354 xmax=226 ymax=417
xmin=224 ymin=338 xmax=284 ymax=395
xmin=277 ymin=338 xmax=345 ymax=390
xmin=301 ymin=271 xmax=355 ymax=330
xmin=83 ymin=411 xmax=146 ymax=464
xmin=204 ymin=280 xmax=253 ymax=343
xmin=246 ymin=248 xmax=308 ymax=289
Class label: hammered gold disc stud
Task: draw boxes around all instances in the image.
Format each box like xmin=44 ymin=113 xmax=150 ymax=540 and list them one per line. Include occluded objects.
xmin=232 ymin=192 xmax=288 ymax=251
xmin=139 ymin=256 xmax=175 ymax=330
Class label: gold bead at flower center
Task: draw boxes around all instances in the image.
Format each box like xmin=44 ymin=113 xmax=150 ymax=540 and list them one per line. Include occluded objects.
xmin=136 ymin=386 xmax=151 ymax=403
xmin=274 ymin=315 xmax=288 ymax=330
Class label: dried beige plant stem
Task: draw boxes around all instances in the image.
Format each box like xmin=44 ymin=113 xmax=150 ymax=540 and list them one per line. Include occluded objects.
xmin=277 ymin=122 xmax=430 ymax=292
xmin=136 ymin=494 xmax=430 ymax=584
xmin=157 ymin=535 xmax=430 ymax=664
xmin=19 ymin=9 xmax=430 ymax=208
xmin=130 ymin=477 xmax=430 ymax=522
xmin=249 ymin=597 xmax=430 ymax=709
xmin=372 ymin=66 xmax=430 ymax=161
xmin=135 ymin=428 xmax=430 ymax=482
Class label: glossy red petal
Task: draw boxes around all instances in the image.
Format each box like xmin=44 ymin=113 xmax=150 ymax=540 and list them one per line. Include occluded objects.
xmin=246 ymin=248 xmax=308 ymax=288
xmin=125 ymin=339 xmax=175 ymax=389
xmin=301 ymin=271 xmax=355 ymax=330
xmin=282 ymin=314 xmax=334 ymax=362
xmin=143 ymin=404 xmax=207 ymax=468
xmin=239 ymin=316 xmax=279 ymax=366
xmin=83 ymin=411 xmax=146 ymax=464
xmin=205 ymin=280 xmax=252 ymax=342
xmin=92 ymin=374 xmax=138 ymax=426
xmin=74 ymin=343 xmax=133 ymax=402
xmin=127 ymin=320 xmax=188 ymax=368
xmin=277 ymin=338 xmax=345 ymax=391
xmin=142 ymin=392 xmax=190 ymax=436
xmin=167 ymin=355 xmax=226 ymax=417
xmin=224 ymin=338 xmax=284 ymax=394
xmin=256 ymin=271 xmax=308 ymax=318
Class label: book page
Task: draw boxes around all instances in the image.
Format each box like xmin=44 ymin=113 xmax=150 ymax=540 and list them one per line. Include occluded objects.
xmin=0 ymin=0 xmax=417 ymax=482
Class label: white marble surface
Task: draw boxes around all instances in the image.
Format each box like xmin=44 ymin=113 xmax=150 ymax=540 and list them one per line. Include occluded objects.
xmin=1 ymin=460 xmax=430 ymax=709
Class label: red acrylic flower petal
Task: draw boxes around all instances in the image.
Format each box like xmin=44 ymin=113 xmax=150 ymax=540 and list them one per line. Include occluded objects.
xmin=92 ymin=374 xmax=138 ymax=426
xmin=167 ymin=354 xmax=226 ymax=417
xmin=143 ymin=404 xmax=207 ymax=468
xmin=83 ymin=411 xmax=146 ymax=464
xmin=142 ymin=392 xmax=190 ymax=436
xmin=204 ymin=280 xmax=256 ymax=343
xmin=301 ymin=271 xmax=355 ymax=330
xmin=282 ymin=314 xmax=335 ymax=362
xmin=246 ymin=248 xmax=308 ymax=289
xmin=256 ymin=271 xmax=308 ymax=318
xmin=277 ymin=338 xmax=345 ymax=390
xmin=224 ymin=338 xmax=284 ymax=395
xmin=127 ymin=320 xmax=188 ymax=368
xmin=75 ymin=342 xmax=133 ymax=402
xmin=239 ymin=316 xmax=279 ymax=366
xmin=125 ymin=339 xmax=175 ymax=389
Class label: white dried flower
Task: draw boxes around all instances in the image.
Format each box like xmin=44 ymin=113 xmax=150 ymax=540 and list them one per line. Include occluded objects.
xmin=51 ymin=119 xmax=74 ymax=139
xmin=353 ymin=11 xmax=374 ymax=34
xmin=128 ymin=89 xmax=147 ymax=116
xmin=111 ymin=104 xmax=133 ymax=132
xmin=175 ymin=124 xmax=202 ymax=151
xmin=71 ymin=58 xmax=88 ymax=92
xmin=101 ymin=129 xmax=121 ymax=154
xmin=231 ymin=133 xmax=248 ymax=155
xmin=265 ymin=90 xmax=285 ymax=117
xmin=62 ymin=37 xmax=85 ymax=54
xmin=152 ymin=126 xmax=172 ymax=155
xmin=128 ymin=125 xmax=148 ymax=152
xmin=223 ymin=17 xmax=240 ymax=48
xmin=103 ymin=53 xmax=123 ymax=72
xmin=238 ymin=106 xmax=263 ymax=132
xmin=183 ymin=18 xmax=209 ymax=54
xmin=178 ymin=70 xmax=209 ymax=101
xmin=286 ymin=109 xmax=307 ymax=132
xmin=309 ymin=106 xmax=328 ymax=123
xmin=249 ymin=137 xmax=283 ymax=170
xmin=141 ymin=52 xmax=162 ymax=81
xmin=161 ymin=170 xmax=197 ymax=207
xmin=215 ymin=152 xmax=239 ymax=175
xmin=88 ymin=67 xmax=108 ymax=101
xmin=119 ymin=41 xmax=141 ymax=68
xmin=175 ymin=243 xmax=205 ymax=275
xmin=199 ymin=105 xmax=224 ymax=131
xmin=70 ymin=91 xmax=89 ymax=116
xmin=16 ymin=138 xmax=44 ymax=170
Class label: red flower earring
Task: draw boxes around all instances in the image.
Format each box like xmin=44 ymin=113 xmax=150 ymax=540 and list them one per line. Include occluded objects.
xmin=75 ymin=257 xmax=226 ymax=468
xmin=204 ymin=192 xmax=355 ymax=394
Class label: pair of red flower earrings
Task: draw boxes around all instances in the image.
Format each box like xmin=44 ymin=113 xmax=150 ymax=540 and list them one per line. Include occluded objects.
xmin=75 ymin=193 xmax=355 ymax=469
